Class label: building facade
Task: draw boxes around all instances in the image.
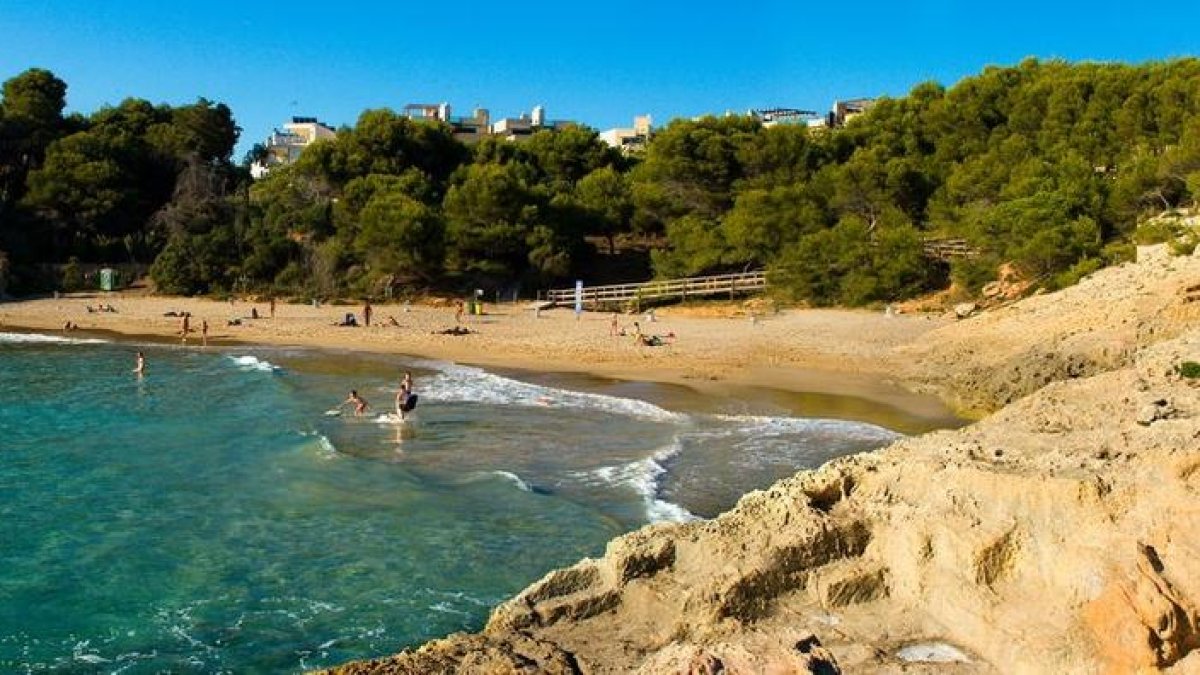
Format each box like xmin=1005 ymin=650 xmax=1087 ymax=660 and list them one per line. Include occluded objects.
xmin=599 ymin=114 xmax=653 ymax=152
xmin=250 ymin=117 xmax=337 ymax=178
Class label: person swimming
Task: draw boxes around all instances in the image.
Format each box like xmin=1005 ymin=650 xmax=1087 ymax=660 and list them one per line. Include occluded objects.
xmin=133 ymin=351 xmax=146 ymax=376
xmin=342 ymin=390 xmax=369 ymax=416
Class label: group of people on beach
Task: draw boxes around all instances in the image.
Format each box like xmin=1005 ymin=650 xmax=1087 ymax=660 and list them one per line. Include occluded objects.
xmin=610 ymin=312 xmax=674 ymax=347
xmin=340 ymin=370 xmax=418 ymax=421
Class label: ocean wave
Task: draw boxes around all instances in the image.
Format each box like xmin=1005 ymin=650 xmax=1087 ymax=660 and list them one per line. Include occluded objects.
xmin=299 ymin=431 xmax=339 ymax=458
xmin=0 ymin=331 xmax=107 ymax=345
xmin=426 ymin=363 xmax=685 ymax=423
xmin=712 ymin=414 xmax=902 ymax=443
xmin=589 ymin=438 xmax=698 ymax=524
xmin=227 ymin=355 xmax=279 ymax=372
xmin=490 ymin=470 xmax=533 ymax=492
xmin=453 ymin=470 xmax=535 ymax=493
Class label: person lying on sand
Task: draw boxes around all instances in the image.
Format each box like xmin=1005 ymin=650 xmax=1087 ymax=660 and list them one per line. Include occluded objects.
xmin=433 ymin=326 xmax=472 ymax=335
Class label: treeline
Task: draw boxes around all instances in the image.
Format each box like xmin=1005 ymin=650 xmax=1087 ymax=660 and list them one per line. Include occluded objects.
xmin=3 ymin=59 xmax=1200 ymax=303
xmin=0 ymin=68 xmax=240 ymax=291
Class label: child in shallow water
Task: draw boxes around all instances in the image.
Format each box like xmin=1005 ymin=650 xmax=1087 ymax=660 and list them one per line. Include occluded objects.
xmin=342 ymin=390 xmax=369 ymax=416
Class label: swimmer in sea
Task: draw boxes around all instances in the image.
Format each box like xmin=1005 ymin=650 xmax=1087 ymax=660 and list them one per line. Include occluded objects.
xmin=342 ymin=390 xmax=369 ymax=416
xmin=133 ymin=351 xmax=146 ymax=376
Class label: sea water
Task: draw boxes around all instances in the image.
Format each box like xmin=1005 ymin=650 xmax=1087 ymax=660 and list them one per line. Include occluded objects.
xmin=0 ymin=332 xmax=909 ymax=673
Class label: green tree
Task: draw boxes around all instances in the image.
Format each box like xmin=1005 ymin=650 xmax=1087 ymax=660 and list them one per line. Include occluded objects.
xmin=442 ymin=162 xmax=541 ymax=280
xmin=575 ymin=166 xmax=632 ymax=254
xmin=356 ymin=187 xmax=444 ymax=282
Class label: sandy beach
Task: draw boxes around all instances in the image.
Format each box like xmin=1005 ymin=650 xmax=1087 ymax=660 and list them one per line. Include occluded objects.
xmin=0 ymin=293 xmax=957 ymax=425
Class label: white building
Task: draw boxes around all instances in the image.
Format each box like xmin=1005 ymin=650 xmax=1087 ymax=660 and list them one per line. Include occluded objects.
xmin=250 ymin=117 xmax=336 ymax=178
xmin=490 ymin=105 xmax=575 ymax=141
xmin=599 ymin=115 xmax=653 ymax=152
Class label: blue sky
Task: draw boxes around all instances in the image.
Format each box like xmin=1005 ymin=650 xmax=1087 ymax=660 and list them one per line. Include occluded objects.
xmin=2 ymin=1 xmax=1198 ymax=159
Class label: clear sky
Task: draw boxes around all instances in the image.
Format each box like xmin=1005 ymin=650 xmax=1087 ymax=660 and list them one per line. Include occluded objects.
xmin=2 ymin=1 xmax=1198 ymax=159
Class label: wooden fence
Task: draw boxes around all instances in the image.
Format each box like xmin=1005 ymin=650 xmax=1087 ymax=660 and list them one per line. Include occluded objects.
xmin=545 ymin=270 xmax=767 ymax=308
xmin=545 ymin=238 xmax=979 ymax=308
xmin=921 ymin=238 xmax=980 ymax=260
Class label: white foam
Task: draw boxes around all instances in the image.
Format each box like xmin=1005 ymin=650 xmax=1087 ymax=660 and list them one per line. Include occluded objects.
xmin=300 ymin=432 xmax=339 ymax=458
xmin=373 ymin=413 xmax=406 ymax=425
xmin=0 ymin=331 xmax=107 ymax=345
xmin=427 ymin=363 xmax=684 ymax=423
xmin=896 ymin=643 xmax=971 ymax=663
xmin=491 ymin=470 xmax=533 ymax=492
xmin=713 ymin=414 xmax=901 ymax=442
xmin=590 ymin=438 xmax=698 ymax=524
xmin=227 ymin=355 xmax=279 ymax=372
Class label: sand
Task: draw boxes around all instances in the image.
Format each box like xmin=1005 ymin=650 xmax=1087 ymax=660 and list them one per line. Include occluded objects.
xmin=0 ymin=293 xmax=955 ymax=422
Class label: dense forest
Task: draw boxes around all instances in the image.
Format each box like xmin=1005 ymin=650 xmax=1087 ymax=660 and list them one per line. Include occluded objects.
xmin=2 ymin=59 xmax=1200 ymax=304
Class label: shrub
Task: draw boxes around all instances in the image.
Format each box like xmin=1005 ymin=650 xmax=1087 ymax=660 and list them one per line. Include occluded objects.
xmin=1179 ymin=361 xmax=1200 ymax=379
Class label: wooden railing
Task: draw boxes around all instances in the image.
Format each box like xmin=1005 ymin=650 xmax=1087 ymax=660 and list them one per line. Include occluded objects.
xmin=545 ymin=270 xmax=767 ymax=307
xmin=921 ymin=237 xmax=980 ymax=260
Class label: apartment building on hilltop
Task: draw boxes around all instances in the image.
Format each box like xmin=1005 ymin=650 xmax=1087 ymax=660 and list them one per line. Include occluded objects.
xmin=403 ymin=102 xmax=576 ymax=142
xmin=598 ymin=115 xmax=653 ymax=152
xmin=249 ymin=117 xmax=337 ymax=178
xmin=403 ymin=103 xmax=492 ymax=143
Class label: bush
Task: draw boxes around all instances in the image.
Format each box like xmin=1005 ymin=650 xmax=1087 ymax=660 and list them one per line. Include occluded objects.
xmin=1180 ymin=361 xmax=1200 ymax=379
xmin=1049 ymin=257 xmax=1103 ymax=290
xmin=61 ymin=257 xmax=85 ymax=292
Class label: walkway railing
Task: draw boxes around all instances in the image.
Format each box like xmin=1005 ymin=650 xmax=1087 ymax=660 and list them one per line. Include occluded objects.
xmin=544 ymin=271 xmax=767 ymax=307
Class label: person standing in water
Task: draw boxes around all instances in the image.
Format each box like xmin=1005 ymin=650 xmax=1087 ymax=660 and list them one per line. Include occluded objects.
xmin=395 ymin=371 xmax=417 ymax=420
xmin=342 ymin=390 xmax=369 ymax=416
xmin=133 ymin=352 xmax=146 ymax=376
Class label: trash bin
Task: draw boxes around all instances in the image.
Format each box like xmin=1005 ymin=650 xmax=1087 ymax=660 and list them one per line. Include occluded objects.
xmin=472 ymin=301 xmax=483 ymax=316
xmin=99 ymin=268 xmax=118 ymax=291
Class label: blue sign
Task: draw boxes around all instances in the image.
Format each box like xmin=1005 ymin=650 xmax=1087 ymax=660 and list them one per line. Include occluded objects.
xmin=574 ymin=280 xmax=583 ymax=316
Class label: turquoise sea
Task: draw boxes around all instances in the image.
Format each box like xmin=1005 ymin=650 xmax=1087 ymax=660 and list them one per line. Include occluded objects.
xmin=0 ymin=331 xmax=934 ymax=673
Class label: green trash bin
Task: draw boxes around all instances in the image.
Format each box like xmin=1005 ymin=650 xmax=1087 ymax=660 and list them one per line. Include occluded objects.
xmin=472 ymin=301 xmax=483 ymax=315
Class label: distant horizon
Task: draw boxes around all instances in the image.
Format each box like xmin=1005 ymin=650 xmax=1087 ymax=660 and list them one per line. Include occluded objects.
xmin=3 ymin=1 xmax=1198 ymax=159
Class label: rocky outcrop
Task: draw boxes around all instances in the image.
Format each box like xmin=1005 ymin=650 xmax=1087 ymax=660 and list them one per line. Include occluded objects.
xmin=323 ymin=246 xmax=1200 ymax=674
xmin=899 ymin=245 xmax=1200 ymax=415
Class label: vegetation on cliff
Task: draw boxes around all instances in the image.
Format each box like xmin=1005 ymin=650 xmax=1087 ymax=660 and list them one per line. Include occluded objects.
xmin=3 ymin=59 xmax=1200 ymax=301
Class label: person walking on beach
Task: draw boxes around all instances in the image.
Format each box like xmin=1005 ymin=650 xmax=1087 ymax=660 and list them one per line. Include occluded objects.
xmin=201 ymin=319 xmax=209 ymax=347
xmin=363 ymin=300 xmax=372 ymax=327
xmin=342 ymin=390 xmax=369 ymax=416
xmin=269 ymin=297 xmax=276 ymax=319
xmin=180 ymin=314 xmax=190 ymax=343
xmin=610 ymin=312 xmax=619 ymax=336
xmin=133 ymin=351 xmax=146 ymax=376
xmin=455 ymin=299 xmax=464 ymax=325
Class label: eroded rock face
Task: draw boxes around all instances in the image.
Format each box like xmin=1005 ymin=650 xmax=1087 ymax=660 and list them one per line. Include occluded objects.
xmin=323 ymin=248 xmax=1200 ymax=674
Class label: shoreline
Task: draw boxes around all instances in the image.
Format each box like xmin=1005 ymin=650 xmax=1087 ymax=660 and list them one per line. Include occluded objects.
xmin=0 ymin=294 xmax=961 ymax=431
